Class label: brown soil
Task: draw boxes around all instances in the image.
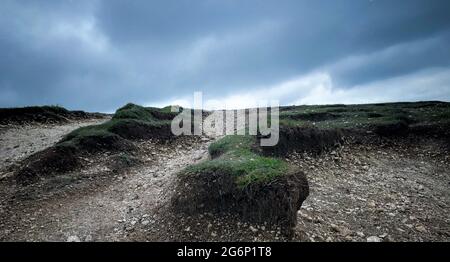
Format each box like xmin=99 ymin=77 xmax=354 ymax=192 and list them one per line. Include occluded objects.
xmin=260 ymin=126 xmax=343 ymax=157
xmin=172 ymin=168 xmax=309 ymax=235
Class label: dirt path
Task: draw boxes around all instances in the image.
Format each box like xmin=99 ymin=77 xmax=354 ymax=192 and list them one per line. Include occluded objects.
xmin=0 ymin=122 xmax=214 ymax=241
xmin=35 ymin=139 xmax=211 ymax=242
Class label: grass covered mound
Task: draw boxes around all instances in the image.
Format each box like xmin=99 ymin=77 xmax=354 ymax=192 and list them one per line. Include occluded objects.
xmin=172 ymin=135 xmax=309 ymax=234
xmin=58 ymin=103 xmax=176 ymax=151
xmin=16 ymin=103 xmax=178 ymax=184
xmin=0 ymin=105 xmax=101 ymax=125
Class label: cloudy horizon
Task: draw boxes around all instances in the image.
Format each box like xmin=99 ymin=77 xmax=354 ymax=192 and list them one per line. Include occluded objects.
xmin=1 ymin=0 xmax=450 ymax=112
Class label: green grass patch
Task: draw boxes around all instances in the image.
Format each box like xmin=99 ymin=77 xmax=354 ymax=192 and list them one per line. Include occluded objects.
xmin=279 ymin=101 xmax=450 ymax=129
xmin=182 ymin=135 xmax=288 ymax=187
xmin=113 ymin=103 xmax=156 ymax=122
xmin=113 ymin=103 xmax=178 ymax=122
xmin=208 ymin=135 xmax=256 ymax=158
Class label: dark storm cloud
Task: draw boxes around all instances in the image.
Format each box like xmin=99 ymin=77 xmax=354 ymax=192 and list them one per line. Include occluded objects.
xmin=1 ymin=0 xmax=449 ymax=111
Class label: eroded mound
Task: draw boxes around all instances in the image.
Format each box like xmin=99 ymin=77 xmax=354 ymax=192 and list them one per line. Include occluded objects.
xmin=172 ymin=135 xmax=310 ymax=235
xmin=16 ymin=146 xmax=79 ymax=185
xmin=172 ymin=168 xmax=308 ymax=234
xmin=373 ymin=120 xmax=409 ymax=137
xmin=261 ymin=126 xmax=344 ymax=157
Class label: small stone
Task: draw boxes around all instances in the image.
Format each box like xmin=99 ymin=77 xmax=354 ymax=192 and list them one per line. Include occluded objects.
xmin=330 ymin=224 xmax=341 ymax=233
xmin=396 ymin=227 xmax=405 ymax=233
xmin=415 ymin=225 xmax=427 ymax=233
xmin=386 ymin=235 xmax=395 ymax=242
xmin=298 ymin=211 xmax=313 ymax=222
xmin=314 ymin=217 xmax=324 ymax=224
xmin=342 ymin=228 xmax=352 ymax=236
xmin=366 ymin=236 xmax=382 ymax=242
xmin=67 ymin=235 xmax=81 ymax=242
xmin=141 ymin=220 xmax=150 ymax=226
xmin=368 ymin=201 xmax=376 ymax=208
xmin=379 ymin=233 xmax=388 ymax=238
xmin=211 ymin=232 xmax=217 ymax=237
xmin=249 ymin=226 xmax=258 ymax=233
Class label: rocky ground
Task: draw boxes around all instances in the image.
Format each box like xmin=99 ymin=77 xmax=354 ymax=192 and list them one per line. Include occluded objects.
xmin=0 ymin=119 xmax=449 ymax=242
xmin=133 ymin=136 xmax=449 ymax=242
xmin=291 ymin=137 xmax=450 ymax=242
xmin=0 ymin=132 xmax=212 ymax=241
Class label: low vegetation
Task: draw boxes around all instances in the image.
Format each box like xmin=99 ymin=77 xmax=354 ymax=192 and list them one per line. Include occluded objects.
xmin=187 ymin=135 xmax=288 ymax=187
xmin=0 ymin=105 xmax=102 ymax=125
xmin=279 ymin=101 xmax=450 ymax=131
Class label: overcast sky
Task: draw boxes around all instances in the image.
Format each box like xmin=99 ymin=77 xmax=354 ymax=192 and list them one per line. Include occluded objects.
xmin=1 ymin=0 xmax=450 ymax=111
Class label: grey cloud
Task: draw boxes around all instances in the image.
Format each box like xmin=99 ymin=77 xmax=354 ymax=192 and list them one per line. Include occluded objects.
xmin=327 ymin=31 xmax=450 ymax=87
xmin=1 ymin=0 xmax=449 ymax=111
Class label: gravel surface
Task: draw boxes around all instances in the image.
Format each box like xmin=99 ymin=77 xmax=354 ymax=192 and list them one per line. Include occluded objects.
xmin=291 ymin=138 xmax=450 ymax=242
xmin=0 ymin=136 xmax=214 ymax=241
